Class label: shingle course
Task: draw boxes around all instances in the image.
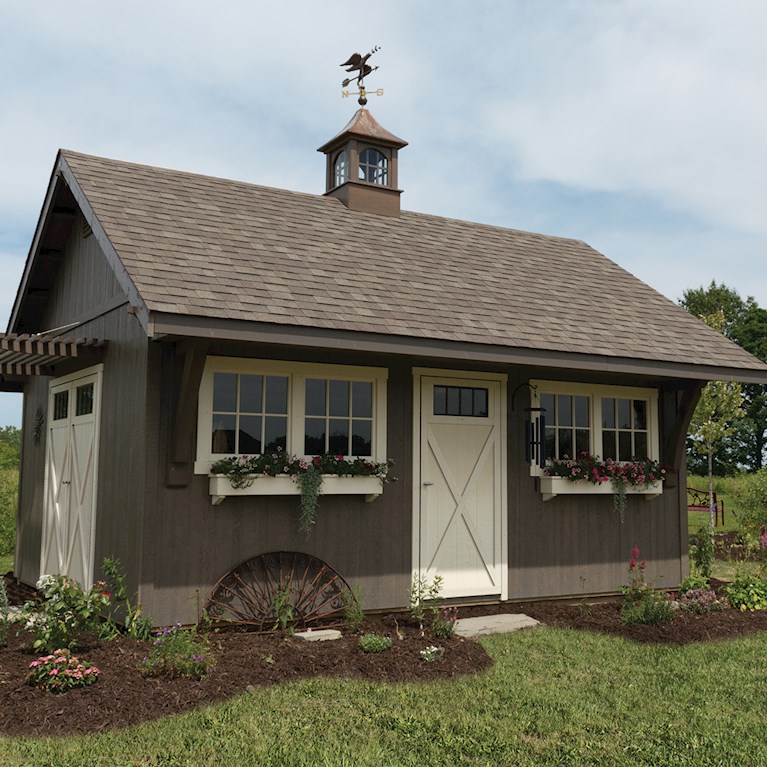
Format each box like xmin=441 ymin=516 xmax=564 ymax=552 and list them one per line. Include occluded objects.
xmin=61 ymin=150 xmax=766 ymax=371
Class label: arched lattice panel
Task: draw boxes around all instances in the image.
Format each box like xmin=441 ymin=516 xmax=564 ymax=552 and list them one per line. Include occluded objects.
xmin=205 ymin=552 xmax=354 ymax=630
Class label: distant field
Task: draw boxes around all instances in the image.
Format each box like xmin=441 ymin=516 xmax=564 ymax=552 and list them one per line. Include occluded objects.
xmin=686 ymin=474 xmax=741 ymax=535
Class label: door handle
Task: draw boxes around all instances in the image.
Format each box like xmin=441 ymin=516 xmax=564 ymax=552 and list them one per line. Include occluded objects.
xmin=422 ymin=481 xmax=434 ymax=486
xmin=61 ymin=480 xmax=71 ymax=485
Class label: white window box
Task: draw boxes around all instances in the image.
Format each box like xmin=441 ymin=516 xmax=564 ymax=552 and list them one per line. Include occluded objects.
xmin=209 ymin=474 xmax=384 ymax=506
xmin=539 ymin=476 xmax=663 ymax=502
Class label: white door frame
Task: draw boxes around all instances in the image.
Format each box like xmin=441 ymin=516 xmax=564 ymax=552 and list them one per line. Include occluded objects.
xmin=412 ymin=367 xmax=508 ymax=600
xmin=40 ymin=364 xmax=103 ymax=588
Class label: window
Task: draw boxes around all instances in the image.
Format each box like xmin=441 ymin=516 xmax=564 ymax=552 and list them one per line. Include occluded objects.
xmin=358 ymin=148 xmax=388 ymax=185
xmin=530 ymin=380 xmax=659 ymax=474
xmin=53 ymin=391 xmax=68 ymax=421
xmin=195 ymin=358 xmax=387 ymax=473
xmin=333 ymin=150 xmax=348 ymax=187
xmin=433 ymin=385 xmax=488 ymax=417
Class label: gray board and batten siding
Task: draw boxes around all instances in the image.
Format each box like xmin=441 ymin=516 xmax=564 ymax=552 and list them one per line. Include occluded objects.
xmin=15 ymin=207 xmax=148 ymax=600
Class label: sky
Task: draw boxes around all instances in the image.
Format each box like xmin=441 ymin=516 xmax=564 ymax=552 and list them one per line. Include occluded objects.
xmin=1 ymin=0 xmax=766 ymax=427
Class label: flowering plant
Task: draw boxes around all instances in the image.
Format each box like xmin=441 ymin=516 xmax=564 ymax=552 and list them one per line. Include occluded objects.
xmin=27 ymin=648 xmax=100 ymax=693
xmin=22 ymin=574 xmax=111 ymax=653
xmin=211 ymin=449 xmax=394 ymax=489
xmin=211 ymin=449 xmax=395 ymax=535
xmin=141 ymin=623 xmax=213 ymax=680
xmin=543 ymin=452 xmax=665 ymax=520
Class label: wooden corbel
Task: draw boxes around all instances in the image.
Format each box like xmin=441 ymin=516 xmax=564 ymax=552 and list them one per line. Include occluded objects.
xmin=166 ymin=341 xmax=208 ymax=487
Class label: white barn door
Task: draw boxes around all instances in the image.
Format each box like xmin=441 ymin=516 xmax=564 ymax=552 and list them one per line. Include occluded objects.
xmin=41 ymin=366 xmax=102 ymax=589
xmin=415 ymin=372 xmax=507 ymax=600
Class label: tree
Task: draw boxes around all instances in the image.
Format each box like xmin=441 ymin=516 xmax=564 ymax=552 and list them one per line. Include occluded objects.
xmin=0 ymin=426 xmax=20 ymax=471
xmin=687 ymin=311 xmax=744 ymax=528
xmin=680 ymin=283 xmax=767 ymax=472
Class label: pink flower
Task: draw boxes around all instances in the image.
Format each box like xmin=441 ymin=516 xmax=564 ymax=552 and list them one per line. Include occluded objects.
xmin=49 ymin=669 xmax=59 ymax=676
xmin=631 ymin=544 xmax=640 ymax=562
xmin=629 ymin=559 xmax=637 ymax=569
xmin=640 ymin=560 xmax=646 ymax=570
xmin=761 ymin=530 xmax=767 ymax=549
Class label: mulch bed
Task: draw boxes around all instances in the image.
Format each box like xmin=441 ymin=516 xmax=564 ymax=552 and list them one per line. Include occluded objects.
xmin=4 ymin=540 xmax=767 ymax=738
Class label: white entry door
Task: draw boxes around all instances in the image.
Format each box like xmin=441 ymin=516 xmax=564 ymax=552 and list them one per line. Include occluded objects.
xmin=41 ymin=366 xmax=102 ymax=589
xmin=415 ymin=372 xmax=507 ymax=599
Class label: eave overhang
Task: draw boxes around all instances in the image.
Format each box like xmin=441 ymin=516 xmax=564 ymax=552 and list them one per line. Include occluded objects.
xmin=148 ymin=312 xmax=767 ymax=385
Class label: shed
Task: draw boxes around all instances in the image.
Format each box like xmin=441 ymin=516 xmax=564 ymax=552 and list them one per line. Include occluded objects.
xmin=5 ymin=108 xmax=767 ymax=626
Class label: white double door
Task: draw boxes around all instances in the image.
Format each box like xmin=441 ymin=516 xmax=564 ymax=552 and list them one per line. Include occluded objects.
xmin=41 ymin=366 xmax=102 ymax=590
xmin=415 ymin=372 xmax=507 ymax=600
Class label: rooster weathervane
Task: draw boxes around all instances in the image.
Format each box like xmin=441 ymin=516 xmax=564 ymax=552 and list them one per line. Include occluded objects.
xmin=340 ymin=46 xmax=383 ymax=106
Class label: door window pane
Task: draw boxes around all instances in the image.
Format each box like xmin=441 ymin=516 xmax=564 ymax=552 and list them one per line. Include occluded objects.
xmin=433 ymin=386 xmax=447 ymax=415
xmin=53 ymin=391 xmax=69 ymax=421
xmin=75 ymin=384 xmax=94 ymax=416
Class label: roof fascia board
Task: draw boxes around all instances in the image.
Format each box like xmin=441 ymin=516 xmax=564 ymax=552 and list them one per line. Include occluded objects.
xmin=57 ymin=155 xmax=151 ymax=333
xmin=7 ymin=162 xmax=64 ymax=333
xmin=150 ymin=312 xmax=767 ymax=385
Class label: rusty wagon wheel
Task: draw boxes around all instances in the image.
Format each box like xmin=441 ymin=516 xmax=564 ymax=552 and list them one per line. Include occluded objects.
xmin=204 ymin=552 xmax=354 ymax=631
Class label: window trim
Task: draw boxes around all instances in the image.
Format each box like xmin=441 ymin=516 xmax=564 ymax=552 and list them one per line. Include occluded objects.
xmin=528 ymin=380 xmax=660 ymax=478
xmin=195 ymin=357 xmax=388 ymax=475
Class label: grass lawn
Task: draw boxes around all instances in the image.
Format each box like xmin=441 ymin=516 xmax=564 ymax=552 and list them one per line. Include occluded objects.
xmin=0 ymin=553 xmax=12 ymax=575
xmin=2 ymin=627 xmax=767 ymax=766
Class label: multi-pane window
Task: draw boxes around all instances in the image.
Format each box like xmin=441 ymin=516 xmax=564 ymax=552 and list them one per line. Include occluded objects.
xmin=211 ymin=373 xmax=288 ymax=455
xmin=531 ymin=381 xmax=658 ymax=474
xmin=358 ymin=148 xmax=387 ymax=185
xmin=601 ymin=397 xmax=648 ymax=460
xmin=196 ymin=359 xmax=387 ymax=472
xmin=305 ymin=379 xmax=373 ymax=456
xmin=540 ymin=393 xmax=590 ymax=460
xmin=433 ymin=385 xmax=488 ymax=417
xmin=334 ymin=150 xmax=348 ymax=187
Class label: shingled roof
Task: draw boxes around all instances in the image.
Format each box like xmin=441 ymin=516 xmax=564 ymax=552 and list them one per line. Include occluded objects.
xmin=14 ymin=148 xmax=767 ymax=382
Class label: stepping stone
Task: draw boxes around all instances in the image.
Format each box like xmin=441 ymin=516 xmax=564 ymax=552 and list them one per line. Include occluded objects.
xmin=295 ymin=628 xmax=342 ymax=642
xmin=455 ymin=613 xmax=540 ymax=638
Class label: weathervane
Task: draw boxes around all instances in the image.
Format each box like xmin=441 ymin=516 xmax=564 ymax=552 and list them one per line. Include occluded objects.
xmin=340 ymin=45 xmax=384 ymax=106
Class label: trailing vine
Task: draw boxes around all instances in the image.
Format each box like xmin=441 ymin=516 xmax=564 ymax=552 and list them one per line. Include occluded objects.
xmin=296 ymin=467 xmax=324 ymax=537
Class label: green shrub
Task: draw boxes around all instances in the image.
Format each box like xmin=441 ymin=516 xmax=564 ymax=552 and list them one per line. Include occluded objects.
xmin=431 ymin=605 xmax=458 ymax=639
xmin=0 ymin=468 xmax=18 ymax=558
xmin=621 ymin=545 xmax=675 ymax=625
xmin=409 ymin=574 xmax=443 ymax=627
xmin=726 ymin=572 xmax=767 ymax=611
xmin=690 ymin=526 xmax=714 ymax=580
xmin=621 ymin=592 xmax=675 ymax=625
xmin=141 ymin=624 xmax=214 ymax=680
xmin=22 ymin=574 xmax=111 ymax=653
xmin=679 ymin=574 xmax=710 ymax=594
xmin=101 ymin=557 xmax=153 ymax=640
xmin=730 ymin=469 xmax=767 ymax=549
xmin=358 ymin=633 xmax=392 ymax=653
xmin=26 ymin=648 xmax=100 ymax=693
xmin=341 ymin=585 xmax=364 ymax=631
